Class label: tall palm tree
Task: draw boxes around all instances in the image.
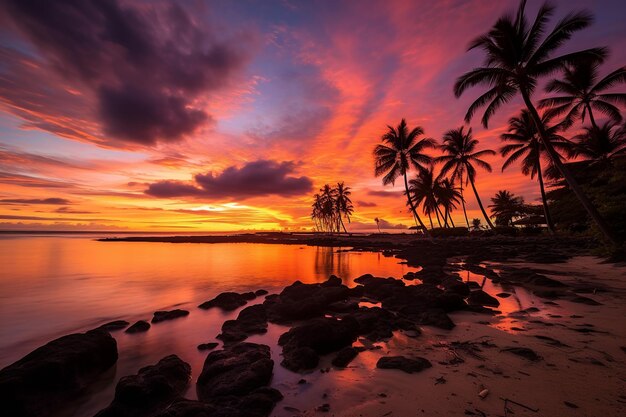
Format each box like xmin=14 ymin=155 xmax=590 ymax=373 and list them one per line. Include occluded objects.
xmin=437 ymin=127 xmax=496 ymax=229
xmin=539 ymin=60 xmax=626 ymax=129
xmin=374 ymin=119 xmax=435 ymax=234
xmin=500 ymin=110 xmax=571 ymax=233
xmin=408 ymin=168 xmax=440 ymax=229
xmin=335 ymin=182 xmax=354 ymax=233
xmin=571 ymin=121 xmax=626 ymax=164
xmin=489 ymin=190 xmax=525 ymax=226
xmin=438 ymin=178 xmax=462 ymax=228
xmin=453 ymin=0 xmax=618 ymax=244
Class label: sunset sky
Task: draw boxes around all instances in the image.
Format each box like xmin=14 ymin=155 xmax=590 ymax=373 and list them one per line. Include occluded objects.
xmin=1 ymin=0 xmax=625 ymax=232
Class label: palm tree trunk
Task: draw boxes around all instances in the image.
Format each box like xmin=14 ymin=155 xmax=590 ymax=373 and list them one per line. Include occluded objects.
xmin=428 ymin=213 xmax=434 ymax=229
xmin=436 ymin=205 xmax=448 ymax=227
xmin=586 ymin=104 xmax=598 ymax=130
xmin=536 ymin=154 xmax=555 ymax=234
xmin=339 ymin=216 xmax=348 ymax=234
xmin=469 ymin=175 xmax=495 ymax=229
xmin=403 ymin=173 xmax=429 ymax=235
xmin=449 ymin=212 xmax=456 ymax=227
xmin=435 ymin=208 xmax=442 ymax=228
xmin=460 ymin=183 xmax=470 ymax=228
xmin=521 ymin=90 xmax=618 ymax=245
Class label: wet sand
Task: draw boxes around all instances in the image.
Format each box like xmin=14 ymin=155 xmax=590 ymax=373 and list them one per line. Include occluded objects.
xmin=268 ymin=256 xmax=625 ymax=417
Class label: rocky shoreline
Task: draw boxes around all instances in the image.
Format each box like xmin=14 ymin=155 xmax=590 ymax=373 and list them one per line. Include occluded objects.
xmin=1 ymin=236 xmax=622 ymax=417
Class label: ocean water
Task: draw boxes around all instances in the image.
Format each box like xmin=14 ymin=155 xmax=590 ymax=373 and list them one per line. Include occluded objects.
xmin=0 ymin=234 xmax=417 ymax=416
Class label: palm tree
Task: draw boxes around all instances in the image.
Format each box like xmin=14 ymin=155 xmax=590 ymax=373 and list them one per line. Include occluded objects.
xmin=437 ymin=127 xmax=496 ymax=229
xmin=374 ymin=119 xmax=435 ymax=234
xmin=408 ymin=168 xmax=441 ymax=229
xmin=471 ymin=218 xmax=482 ymax=231
xmin=335 ymin=182 xmax=354 ymax=233
xmin=539 ymin=60 xmax=626 ymax=129
xmin=489 ymin=190 xmax=525 ymax=226
xmin=571 ymin=121 xmax=626 ymax=164
xmin=500 ymin=110 xmax=571 ymax=233
xmin=438 ymin=178 xmax=462 ymax=228
xmin=453 ymin=0 xmax=617 ymax=244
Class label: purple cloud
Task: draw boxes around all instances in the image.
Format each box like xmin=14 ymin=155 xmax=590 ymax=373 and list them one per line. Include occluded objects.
xmin=146 ymin=160 xmax=313 ymax=199
xmin=0 ymin=198 xmax=70 ymax=205
xmin=1 ymin=0 xmax=252 ymax=145
xmin=356 ymin=201 xmax=377 ymax=207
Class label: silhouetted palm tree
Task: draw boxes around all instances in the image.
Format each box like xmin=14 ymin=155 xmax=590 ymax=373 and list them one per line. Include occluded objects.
xmin=571 ymin=122 xmax=626 ymax=164
xmin=539 ymin=60 xmax=626 ymax=129
xmin=437 ymin=126 xmax=496 ymax=229
xmin=374 ymin=119 xmax=435 ymax=234
xmin=489 ymin=190 xmax=525 ymax=226
xmin=408 ymin=168 xmax=440 ymax=229
xmin=335 ymin=182 xmax=354 ymax=233
xmin=454 ymin=0 xmax=617 ymax=244
xmin=471 ymin=218 xmax=482 ymax=231
xmin=500 ymin=110 xmax=571 ymax=233
xmin=438 ymin=178 xmax=462 ymax=228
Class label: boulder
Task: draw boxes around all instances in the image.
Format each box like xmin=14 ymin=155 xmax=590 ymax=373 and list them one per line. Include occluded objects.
xmin=255 ymin=289 xmax=269 ymax=296
xmin=97 ymin=320 xmax=129 ymax=332
xmin=278 ymin=317 xmax=359 ymax=372
xmin=218 ymin=304 xmax=268 ymax=344
xmin=152 ymin=309 xmax=189 ymax=323
xmin=467 ymin=290 xmax=500 ymax=307
xmin=331 ymin=347 xmax=359 ymax=368
xmin=197 ymin=342 xmax=219 ymax=351
xmin=126 ymin=320 xmax=151 ymax=333
xmin=197 ymin=343 xmax=274 ymax=400
xmin=0 ymin=330 xmax=117 ymax=417
xmin=199 ymin=292 xmax=249 ymax=311
xmin=95 ymin=355 xmax=191 ymax=417
xmin=376 ymin=356 xmax=432 ymax=373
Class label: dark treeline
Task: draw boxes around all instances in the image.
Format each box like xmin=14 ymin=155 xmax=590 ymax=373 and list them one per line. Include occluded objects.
xmin=371 ymin=0 xmax=625 ymax=245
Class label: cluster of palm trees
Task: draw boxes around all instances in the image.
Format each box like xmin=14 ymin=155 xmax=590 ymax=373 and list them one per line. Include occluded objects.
xmin=311 ymin=183 xmax=354 ymax=233
xmin=373 ymin=0 xmax=625 ymax=244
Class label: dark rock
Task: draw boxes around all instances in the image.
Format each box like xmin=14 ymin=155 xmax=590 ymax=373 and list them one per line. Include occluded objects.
xmin=198 ymin=342 xmax=219 ymax=351
xmin=327 ymin=300 xmax=360 ymax=313
xmin=322 ymin=275 xmax=342 ymax=287
xmin=278 ymin=317 xmax=359 ymax=372
xmin=97 ymin=320 xmax=129 ymax=332
xmin=446 ymin=282 xmax=470 ymax=297
xmin=316 ymin=403 xmax=331 ymax=412
xmin=466 ymin=281 xmax=481 ymax=289
xmin=95 ymin=355 xmax=191 ymax=417
xmin=376 ymin=356 xmax=432 ymax=373
xmin=570 ymin=296 xmax=602 ymax=306
xmin=152 ymin=309 xmax=189 ymax=323
xmin=218 ymin=304 xmax=268 ymax=344
xmin=197 ymin=343 xmax=274 ymax=400
xmin=501 ymin=347 xmax=541 ymax=361
xmin=126 ymin=320 xmax=151 ymax=333
xmin=199 ymin=292 xmax=248 ymax=311
xmin=264 ymin=279 xmax=350 ymax=323
xmin=346 ymin=307 xmax=419 ymax=340
xmin=255 ymin=289 xmax=268 ymax=296
xmin=467 ymin=290 xmax=500 ymax=307
xmin=0 ymin=330 xmax=117 ymax=417
xmin=408 ymin=308 xmax=455 ymax=330
xmin=331 ymin=347 xmax=359 ymax=368
xmin=564 ymin=401 xmax=579 ymax=409
xmin=496 ymin=292 xmax=511 ymax=298
xmin=157 ymin=388 xmax=283 ymax=417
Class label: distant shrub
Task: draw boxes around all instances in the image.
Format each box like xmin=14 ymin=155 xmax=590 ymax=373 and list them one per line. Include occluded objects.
xmin=431 ymin=227 xmax=469 ymax=237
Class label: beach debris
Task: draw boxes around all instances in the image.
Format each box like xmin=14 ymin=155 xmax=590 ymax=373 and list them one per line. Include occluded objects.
xmin=151 ymin=309 xmax=189 ymax=323
xmin=197 ymin=342 xmax=219 ymax=351
xmin=0 ymin=330 xmax=118 ymax=417
xmin=500 ymin=397 xmax=539 ymax=414
xmin=376 ymin=356 xmax=432 ymax=373
xmin=94 ymin=355 xmax=190 ymax=417
xmin=478 ymin=388 xmax=489 ymax=399
xmin=126 ymin=320 xmax=150 ymax=333
xmin=501 ymin=347 xmax=541 ymax=361
xmin=570 ymin=295 xmax=602 ymax=306
xmin=534 ymin=335 xmax=570 ymax=347
xmin=316 ymin=403 xmax=330 ymax=412
xmin=564 ymin=401 xmax=579 ymax=408
xmin=435 ymin=376 xmax=447 ymax=385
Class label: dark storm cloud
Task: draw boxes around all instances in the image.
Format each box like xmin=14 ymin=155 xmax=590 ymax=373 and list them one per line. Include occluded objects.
xmin=146 ymin=160 xmax=313 ymax=199
xmin=0 ymin=198 xmax=70 ymax=205
xmin=1 ymin=0 xmax=251 ymax=145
